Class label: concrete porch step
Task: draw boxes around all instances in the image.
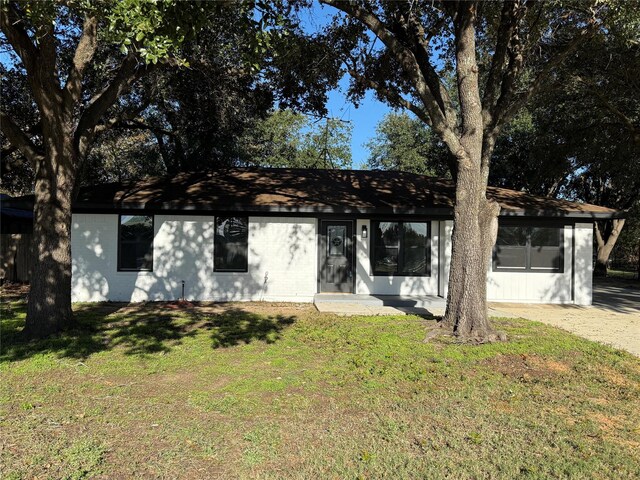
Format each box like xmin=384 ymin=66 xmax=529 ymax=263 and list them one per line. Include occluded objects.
xmin=313 ymin=294 xmax=447 ymax=309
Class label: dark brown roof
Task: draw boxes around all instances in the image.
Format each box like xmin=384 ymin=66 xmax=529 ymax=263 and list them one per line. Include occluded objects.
xmin=72 ymin=168 xmax=619 ymax=218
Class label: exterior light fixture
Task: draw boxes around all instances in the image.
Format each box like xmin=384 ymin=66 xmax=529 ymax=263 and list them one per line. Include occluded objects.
xmin=362 ymin=225 xmax=368 ymax=238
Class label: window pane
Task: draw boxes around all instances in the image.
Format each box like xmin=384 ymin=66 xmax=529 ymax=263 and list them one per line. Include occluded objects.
xmin=374 ymin=247 xmax=398 ymax=273
xmin=328 ymin=226 xmax=346 ymax=256
xmin=215 ymin=217 xmax=248 ymax=271
xmin=119 ymin=215 xmax=153 ymax=270
xmin=402 ymin=222 xmax=428 ymax=274
xmin=531 ymin=227 xmax=561 ymax=247
xmin=494 ymin=246 xmax=527 ymax=269
xmin=496 ymin=226 xmax=527 ymax=246
xmin=121 ymin=215 xmax=153 ymax=241
xmin=530 ymin=246 xmax=562 ymax=270
xmin=373 ymin=222 xmax=399 ymax=274
xmin=376 ymin=222 xmax=399 ymax=246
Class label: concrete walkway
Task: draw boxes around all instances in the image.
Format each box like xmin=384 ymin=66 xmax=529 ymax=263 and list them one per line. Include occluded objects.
xmin=490 ymin=280 xmax=640 ymax=357
xmin=314 ymin=294 xmax=446 ymax=317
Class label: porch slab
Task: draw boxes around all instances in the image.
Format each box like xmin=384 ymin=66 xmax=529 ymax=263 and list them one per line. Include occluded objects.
xmin=313 ymin=294 xmax=447 ymax=317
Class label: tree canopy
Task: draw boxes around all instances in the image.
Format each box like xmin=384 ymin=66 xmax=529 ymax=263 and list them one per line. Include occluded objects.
xmin=1 ymin=1 xmax=345 ymax=194
xmin=240 ymin=109 xmax=352 ymax=169
xmin=364 ymin=111 xmax=448 ymax=175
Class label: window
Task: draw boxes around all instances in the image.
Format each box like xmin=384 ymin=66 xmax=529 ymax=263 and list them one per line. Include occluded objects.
xmin=118 ymin=215 xmax=154 ymax=271
xmin=214 ymin=216 xmax=248 ymax=272
xmin=494 ymin=226 xmax=528 ymax=270
xmin=493 ymin=225 xmax=564 ymax=273
xmin=328 ymin=225 xmax=346 ymax=256
xmin=372 ymin=221 xmax=430 ymax=276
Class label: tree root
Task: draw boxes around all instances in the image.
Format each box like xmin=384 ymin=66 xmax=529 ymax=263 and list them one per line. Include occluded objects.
xmin=458 ymin=330 xmax=508 ymax=344
xmin=423 ymin=321 xmax=507 ymax=344
xmin=422 ymin=320 xmax=453 ymax=343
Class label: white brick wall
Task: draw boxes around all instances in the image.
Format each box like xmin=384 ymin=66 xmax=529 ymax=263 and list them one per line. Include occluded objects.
xmin=484 ymin=224 xmax=592 ymax=305
xmin=71 ymin=214 xmax=317 ymax=302
xmin=71 ymin=213 xmax=593 ymax=305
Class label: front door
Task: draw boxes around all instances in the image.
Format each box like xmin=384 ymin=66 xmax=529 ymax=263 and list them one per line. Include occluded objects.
xmin=320 ymin=220 xmax=354 ymax=293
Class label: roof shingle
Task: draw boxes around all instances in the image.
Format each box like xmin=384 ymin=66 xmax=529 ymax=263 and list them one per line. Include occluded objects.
xmin=67 ymin=168 xmax=622 ymax=218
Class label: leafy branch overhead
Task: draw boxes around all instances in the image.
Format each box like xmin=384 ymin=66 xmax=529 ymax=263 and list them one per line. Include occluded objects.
xmin=1 ymin=1 xmax=345 ymax=192
xmin=321 ymin=1 xmax=610 ymax=173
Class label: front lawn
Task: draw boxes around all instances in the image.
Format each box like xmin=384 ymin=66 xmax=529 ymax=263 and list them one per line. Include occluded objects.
xmin=1 ymin=300 xmax=639 ymax=479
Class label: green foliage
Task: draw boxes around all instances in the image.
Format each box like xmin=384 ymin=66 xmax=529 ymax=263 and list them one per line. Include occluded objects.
xmin=84 ymin=129 xmax=165 ymax=184
xmin=488 ymin=109 xmax=574 ymax=197
xmin=240 ymin=109 xmax=352 ymax=169
xmin=18 ymin=0 xmax=208 ymax=66
xmin=105 ymin=0 xmax=204 ymax=64
xmin=2 ymin=1 xmax=346 ymax=193
xmin=364 ymin=112 xmax=450 ymax=175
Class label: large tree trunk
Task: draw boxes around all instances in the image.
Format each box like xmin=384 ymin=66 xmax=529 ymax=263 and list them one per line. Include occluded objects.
xmin=24 ymin=130 xmax=76 ymax=338
xmin=594 ymin=219 xmax=626 ymax=277
xmin=443 ymin=165 xmax=502 ymax=342
xmin=441 ymin=2 xmax=503 ymax=343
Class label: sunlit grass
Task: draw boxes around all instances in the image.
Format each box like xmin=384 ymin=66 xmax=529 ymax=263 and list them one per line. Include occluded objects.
xmin=1 ymin=300 xmax=639 ymax=479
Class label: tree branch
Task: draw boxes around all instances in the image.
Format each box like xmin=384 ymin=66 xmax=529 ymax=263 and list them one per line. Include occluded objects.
xmin=0 ymin=110 xmax=44 ymax=165
xmin=63 ymin=14 xmax=99 ymax=109
xmin=1 ymin=3 xmax=62 ymax=108
xmin=482 ymin=0 xmax=520 ymax=125
xmin=0 ymin=3 xmax=39 ymax=77
xmin=75 ymin=55 xmax=155 ymax=155
xmin=594 ymin=220 xmax=605 ymax=248
xmin=499 ymin=23 xmax=597 ymax=127
xmin=401 ymin=13 xmax=457 ymax=125
xmin=453 ymin=2 xmax=482 ymax=147
xmin=347 ymin=68 xmax=432 ymax=126
xmin=36 ymin=19 xmax=58 ymax=84
xmin=581 ymin=78 xmax=640 ymax=145
xmin=115 ymin=118 xmax=175 ymax=136
xmin=320 ymin=0 xmax=460 ymax=151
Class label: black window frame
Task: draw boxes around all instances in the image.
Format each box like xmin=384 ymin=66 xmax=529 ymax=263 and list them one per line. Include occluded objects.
xmin=493 ymin=224 xmax=564 ymax=273
xmin=214 ymin=216 xmax=249 ymax=273
xmin=371 ymin=220 xmax=431 ymax=277
xmin=117 ymin=214 xmax=154 ymax=272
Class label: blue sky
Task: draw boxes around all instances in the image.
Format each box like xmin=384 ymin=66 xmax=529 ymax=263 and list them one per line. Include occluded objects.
xmin=322 ymin=79 xmax=392 ymax=169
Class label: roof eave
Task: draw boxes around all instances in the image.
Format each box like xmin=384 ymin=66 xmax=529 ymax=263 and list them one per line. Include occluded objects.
xmin=72 ymin=202 xmax=622 ymax=220
xmin=499 ymin=209 xmax=624 ymax=220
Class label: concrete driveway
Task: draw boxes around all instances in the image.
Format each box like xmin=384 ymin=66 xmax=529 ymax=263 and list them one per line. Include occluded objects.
xmin=490 ymin=279 xmax=640 ymax=356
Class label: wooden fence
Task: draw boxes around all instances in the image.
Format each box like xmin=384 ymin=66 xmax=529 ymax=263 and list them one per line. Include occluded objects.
xmin=0 ymin=234 xmax=33 ymax=283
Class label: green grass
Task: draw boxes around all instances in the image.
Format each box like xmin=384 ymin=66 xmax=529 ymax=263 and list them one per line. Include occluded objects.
xmin=607 ymin=269 xmax=639 ymax=281
xmin=1 ymin=300 xmax=639 ymax=479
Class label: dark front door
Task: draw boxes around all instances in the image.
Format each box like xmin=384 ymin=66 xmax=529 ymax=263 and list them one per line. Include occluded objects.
xmin=320 ymin=220 xmax=354 ymax=293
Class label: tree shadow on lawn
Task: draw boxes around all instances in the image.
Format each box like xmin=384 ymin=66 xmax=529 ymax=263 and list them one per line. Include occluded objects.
xmin=0 ymin=302 xmax=297 ymax=363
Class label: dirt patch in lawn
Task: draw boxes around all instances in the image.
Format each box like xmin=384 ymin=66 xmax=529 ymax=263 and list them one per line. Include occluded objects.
xmin=588 ymin=411 xmax=640 ymax=450
xmin=597 ymin=365 xmax=636 ymax=388
xmin=483 ymin=353 xmax=571 ymax=379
